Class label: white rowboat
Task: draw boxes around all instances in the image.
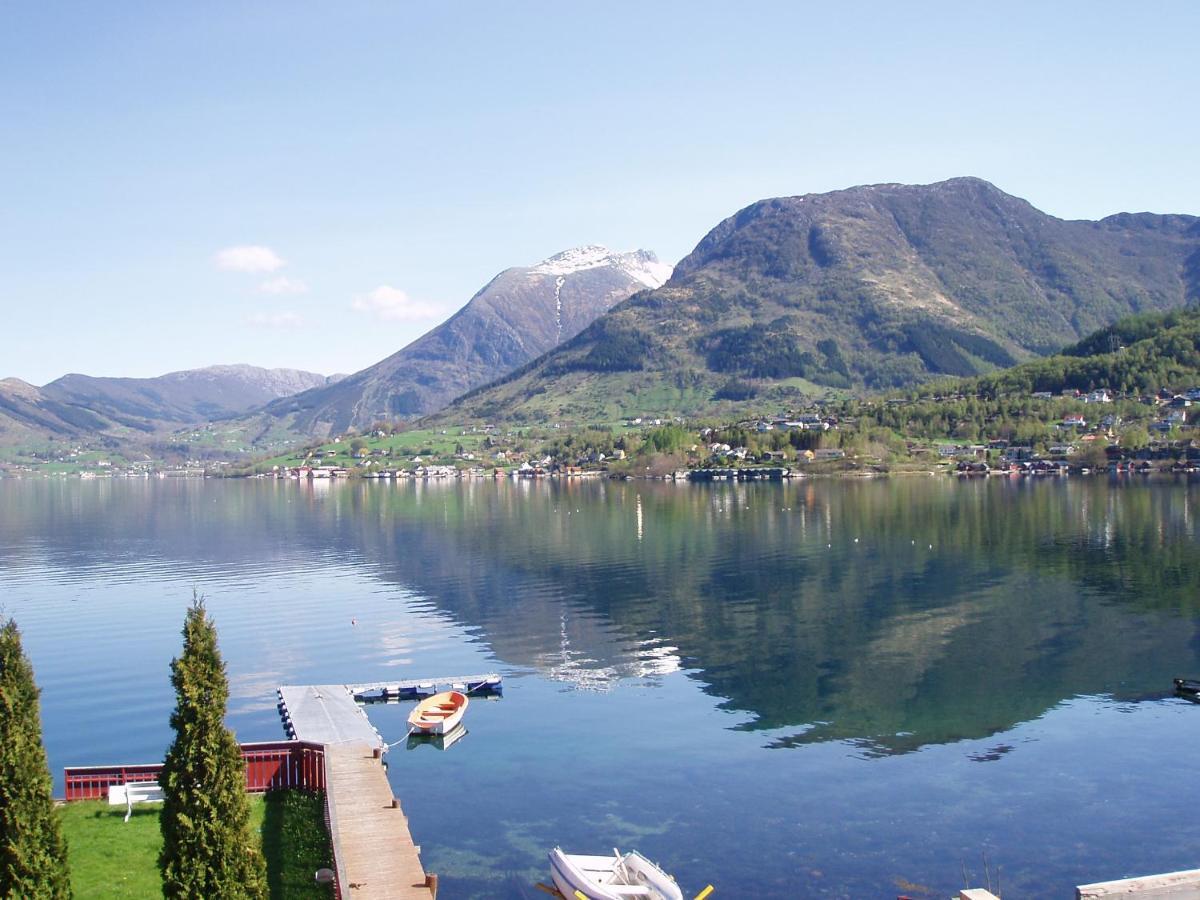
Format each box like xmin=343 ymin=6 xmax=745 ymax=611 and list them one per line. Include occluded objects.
xmin=406 ymin=690 xmax=468 ymax=735
xmin=548 ymin=847 xmax=683 ymax=900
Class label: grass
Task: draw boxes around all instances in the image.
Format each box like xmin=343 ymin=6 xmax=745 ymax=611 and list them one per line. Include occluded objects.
xmin=60 ymin=790 xmax=334 ymax=899
xmin=260 ymin=790 xmax=335 ymax=899
xmin=60 ymin=801 xmax=165 ymax=898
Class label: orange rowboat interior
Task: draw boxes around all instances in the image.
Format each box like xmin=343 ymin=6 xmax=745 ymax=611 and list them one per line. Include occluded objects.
xmin=406 ymin=690 xmax=468 ymax=734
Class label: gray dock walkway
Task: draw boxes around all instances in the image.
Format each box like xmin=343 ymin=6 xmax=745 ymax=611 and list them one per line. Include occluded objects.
xmin=277 ymin=684 xmax=384 ymax=749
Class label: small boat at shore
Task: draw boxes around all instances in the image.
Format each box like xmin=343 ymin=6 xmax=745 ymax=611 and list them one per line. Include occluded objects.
xmin=1175 ymin=677 xmax=1200 ymax=701
xmin=548 ymin=847 xmax=683 ymax=900
xmin=406 ymin=690 xmax=468 ymax=735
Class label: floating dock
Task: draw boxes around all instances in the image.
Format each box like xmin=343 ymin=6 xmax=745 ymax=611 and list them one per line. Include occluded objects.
xmin=1077 ymin=867 xmax=1200 ymax=897
xmin=277 ymin=684 xmax=385 ymax=749
xmin=347 ymin=672 xmax=502 ymax=703
xmin=277 ymin=675 xmax=500 ymax=743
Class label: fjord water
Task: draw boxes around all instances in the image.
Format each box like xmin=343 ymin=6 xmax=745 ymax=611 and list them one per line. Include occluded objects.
xmin=2 ymin=477 xmax=1199 ymax=898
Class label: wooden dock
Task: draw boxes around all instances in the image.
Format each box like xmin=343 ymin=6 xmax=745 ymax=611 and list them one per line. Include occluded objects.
xmin=277 ymin=676 xmax=503 ymax=897
xmin=325 ymin=742 xmax=435 ymax=899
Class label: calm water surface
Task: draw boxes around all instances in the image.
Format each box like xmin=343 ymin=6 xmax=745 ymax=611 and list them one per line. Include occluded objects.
xmin=1 ymin=476 xmax=1199 ymax=898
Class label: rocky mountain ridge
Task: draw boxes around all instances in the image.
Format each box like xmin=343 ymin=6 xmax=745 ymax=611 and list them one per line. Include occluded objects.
xmin=252 ymin=245 xmax=671 ymax=436
xmin=442 ymin=178 xmax=1200 ymax=423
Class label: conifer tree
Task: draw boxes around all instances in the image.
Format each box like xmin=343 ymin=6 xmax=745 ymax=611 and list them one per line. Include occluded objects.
xmin=0 ymin=617 xmax=71 ymax=899
xmin=158 ymin=597 xmax=266 ymax=899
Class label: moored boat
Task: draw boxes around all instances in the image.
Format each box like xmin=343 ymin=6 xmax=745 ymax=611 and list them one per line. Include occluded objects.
xmin=548 ymin=847 xmax=683 ymax=900
xmin=1175 ymin=677 xmax=1200 ymax=700
xmin=406 ymin=690 xmax=468 ymax=734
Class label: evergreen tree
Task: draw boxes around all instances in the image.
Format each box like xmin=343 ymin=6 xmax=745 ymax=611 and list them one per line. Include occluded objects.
xmin=0 ymin=617 xmax=71 ymax=899
xmin=159 ymin=597 xmax=266 ymax=899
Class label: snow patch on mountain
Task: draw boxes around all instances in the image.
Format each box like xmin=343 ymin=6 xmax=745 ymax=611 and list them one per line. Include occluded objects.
xmin=529 ymin=245 xmax=672 ymax=289
xmin=554 ymin=276 xmax=565 ymax=343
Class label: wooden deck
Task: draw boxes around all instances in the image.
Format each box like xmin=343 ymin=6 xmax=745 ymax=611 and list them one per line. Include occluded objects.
xmin=325 ymin=742 xmax=435 ymax=899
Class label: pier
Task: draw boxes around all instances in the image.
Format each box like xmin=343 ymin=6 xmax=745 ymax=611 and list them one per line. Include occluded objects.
xmin=324 ymin=742 xmax=437 ymax=899
xmin=685 ymin=466 xmax=791 ymax=481
xmin=276 ymin=674 xmax=501 ymax=898
xmin=347 ymin=672 xmax=503 ymax=702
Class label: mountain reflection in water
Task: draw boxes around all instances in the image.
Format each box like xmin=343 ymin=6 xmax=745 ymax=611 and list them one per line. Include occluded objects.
xmin=3 ymin=476 xmax=1199 ymax=898
xmin=3 ymin=476 xmax=1197 ymax=754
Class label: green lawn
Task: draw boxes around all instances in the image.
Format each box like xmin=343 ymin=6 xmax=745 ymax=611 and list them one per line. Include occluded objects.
xmin=60 ymin=790 xmax=334 ymax=899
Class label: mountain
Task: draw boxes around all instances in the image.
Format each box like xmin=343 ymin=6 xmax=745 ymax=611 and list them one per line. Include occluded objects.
xmin=253 ymin=246 xmax=671 ymax=436
xmin=965 ymin=306 xmax=1200 ymax=397
xmin=0 ymin=365 xmax=339 ymax=445
xmin=441 ymin=178 xmax=1200 ymax=423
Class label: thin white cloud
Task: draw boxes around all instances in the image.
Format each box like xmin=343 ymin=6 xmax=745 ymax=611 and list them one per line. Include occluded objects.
xmin=351 ymin=285 xmax=445 ymax=322
xmin=246 ymin=311 xmax=304 ymax=329
xmin=214 ymin=245 xmax=286 ymax=273
xmin=258 ymin=275 xmax=308 ymax=295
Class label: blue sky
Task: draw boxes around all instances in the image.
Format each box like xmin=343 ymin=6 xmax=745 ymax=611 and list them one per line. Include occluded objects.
xmin=2 ymin=2 xmax=1197 ymax=384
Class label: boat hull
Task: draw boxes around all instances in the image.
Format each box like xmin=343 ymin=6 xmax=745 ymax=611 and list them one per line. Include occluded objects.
xmin=548 ymin=847 xmax=683 ymax=900
xmin=406 ymin=690 xmax=468 ymax=735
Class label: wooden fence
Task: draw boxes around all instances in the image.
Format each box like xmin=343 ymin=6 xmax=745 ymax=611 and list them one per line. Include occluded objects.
xmin=63 ymin=740 xmax=327 ymax=801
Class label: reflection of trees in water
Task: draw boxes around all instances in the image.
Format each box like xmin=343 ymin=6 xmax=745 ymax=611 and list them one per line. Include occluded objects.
xmin=320 ymin=477 xmax=1200 ymax=752
xmin=3 ymin=476 xmax=1198 ymax=753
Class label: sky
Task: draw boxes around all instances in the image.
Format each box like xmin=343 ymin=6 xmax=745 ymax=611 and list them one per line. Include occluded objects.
xmin=2 ymin=1 xmax=1198 ymax=385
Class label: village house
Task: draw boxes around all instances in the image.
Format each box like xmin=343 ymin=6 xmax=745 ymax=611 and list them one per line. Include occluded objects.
xmin=1153 ymin=411 xmax=1189 ymax=433
xmin=785 ymin=414 xmax=829 ymax=431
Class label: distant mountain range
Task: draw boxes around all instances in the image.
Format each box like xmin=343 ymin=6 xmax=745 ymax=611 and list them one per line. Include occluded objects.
xmin=251 ymin=245 xmax=671 ymax=436
xmin=442 ymin=177 xmax=1200 ymax=423
xmin=0 ymin=365 xmax=340 ymax=444
xmin=6 ymin=178 xmax=1199 ymax=453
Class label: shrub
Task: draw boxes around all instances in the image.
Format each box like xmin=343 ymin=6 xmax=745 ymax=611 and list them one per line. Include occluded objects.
xmin=159 ymin=597 xmax=266 ymax=899
xmin=0 ymin=618 xmax=71 ymax=898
